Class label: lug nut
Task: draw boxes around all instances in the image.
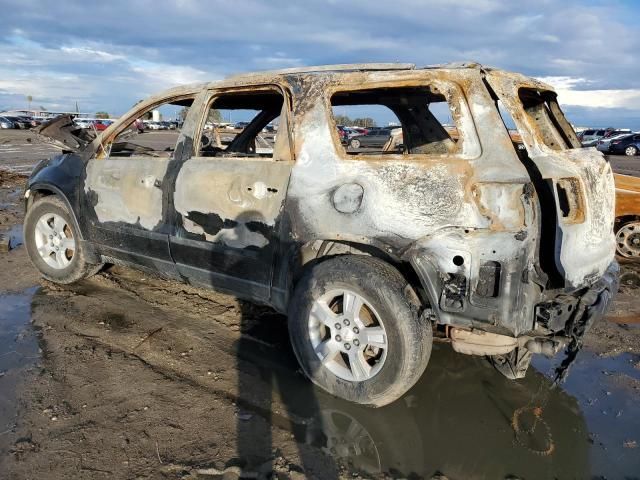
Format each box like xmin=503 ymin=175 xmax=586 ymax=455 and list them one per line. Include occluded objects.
xmin=344 ymin=343 xmax=351 ymax=350
xmin=343 ymin=319 xmax=350 ymax=326
xmin=353 ymin=327 xmax=359 ymax=334
xmin=353 ymin=339 xmax=360 ymax=347
xmin=49 ymin=235 xmax=53 ymax=239
xmin=335 ymin=335 xmax=342 ymax=342
xmin=334 ymin=323 xmax=341 ymax=330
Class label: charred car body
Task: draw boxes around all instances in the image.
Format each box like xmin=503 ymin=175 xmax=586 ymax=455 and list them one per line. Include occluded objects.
xmin=24 ymin=63 xmax=618 ymax=406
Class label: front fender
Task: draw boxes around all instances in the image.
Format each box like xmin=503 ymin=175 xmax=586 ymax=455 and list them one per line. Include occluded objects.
xmin=26 ymin=153 xmax=85 ymax=240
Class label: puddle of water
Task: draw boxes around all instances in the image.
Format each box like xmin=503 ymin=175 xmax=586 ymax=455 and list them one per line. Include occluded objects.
xmin=233 ymin=329 xmax=640 ymax=479
xmin=236 ymin=341 xmax=593 ymax=479
xmin=532 ymin=350 xmax=640 ymax=479
xmin=0 ymin=287 xmax=39 ymax=453
xmin=6 ymin=224 xmax=23 ymax=248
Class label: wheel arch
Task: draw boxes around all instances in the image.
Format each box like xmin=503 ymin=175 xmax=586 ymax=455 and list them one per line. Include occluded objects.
xmin=272 ymin=238 xmax=428 ymax=313
xmin=615 ymin=214 xmax=640 ymax=229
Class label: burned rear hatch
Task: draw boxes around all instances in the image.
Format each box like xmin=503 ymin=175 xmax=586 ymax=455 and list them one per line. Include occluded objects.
xmin=485 ymin=71 xmax=616 ymax=289
xmin=34 ymin=115 xmax=96 ymax=152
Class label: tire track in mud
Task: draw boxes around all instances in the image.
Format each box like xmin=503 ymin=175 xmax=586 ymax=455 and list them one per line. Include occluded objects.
xmin=7 ymin=277 xmax=339 ymax=479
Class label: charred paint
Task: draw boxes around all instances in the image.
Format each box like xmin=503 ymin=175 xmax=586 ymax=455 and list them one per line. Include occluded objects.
xmin=26 ymin=63 xmax=619 ymax=378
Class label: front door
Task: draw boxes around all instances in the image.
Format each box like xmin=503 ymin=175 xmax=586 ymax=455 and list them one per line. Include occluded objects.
xmin=169 ymin=86 xmax=294 ymax=301
xmin=81 ymin=94 xmax=198 ymax=275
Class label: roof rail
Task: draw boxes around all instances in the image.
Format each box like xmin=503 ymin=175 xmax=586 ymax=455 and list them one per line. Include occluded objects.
xmin=225 ymin=63 xmax=416 ymax=79
xmin=421 ymin=61 xmax=482 ymax=70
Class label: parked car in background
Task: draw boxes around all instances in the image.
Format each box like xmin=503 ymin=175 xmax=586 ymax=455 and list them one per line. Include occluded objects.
xmin=133 ymin=118 xmax=145 ymax=133
xmin=613 ymin=173 xmax=640 ymax=258
xmin=74 ymin=119 xmax=93 ymax=129
xmin=578 ymin=129 xmax=607 ymax=145
xmin=144 ymin=121 xmax=162 ymax=130
xmin=14 ymin=116 xmax=40 ymax=127
xmin=603 ymin=128 xmax=631 ymax=138
xmin=3 ymin=116 xmax=31 ymax=129
xmin=0 ymin=116 xmax=16 ymax=129
xmin=597 ymin=133 xmax=633 ymax=153
xmin=92 ymin=120 xmax=113 ymax=131
xmin=349 ymin=127 xmax=393 ymax=149
xmin=233 ymin=121 xmax=250 ymax=130
xmin=336 ymin=125 xmax=350 ymax=144
xmin=608 ymin=133 xmax=640 ymax=156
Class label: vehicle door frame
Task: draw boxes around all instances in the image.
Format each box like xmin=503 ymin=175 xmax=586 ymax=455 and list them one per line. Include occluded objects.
xmin=79 ymin=88 xmax=206 ymax=277
xmin=168 ymin=82 xmax=296 ymax=302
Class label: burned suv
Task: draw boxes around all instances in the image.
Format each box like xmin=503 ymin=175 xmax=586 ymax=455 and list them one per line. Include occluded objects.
xmin=24 ymin=63 xmax=618 ymax=407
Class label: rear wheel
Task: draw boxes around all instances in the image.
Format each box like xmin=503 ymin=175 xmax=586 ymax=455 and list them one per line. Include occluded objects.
xmin=24 ymin=196 xmax=103 ymax=283
xmin=288 ymin=255 xmax=432 ymax=407
xmin=625 ymin=146 xmax=638 ymax=156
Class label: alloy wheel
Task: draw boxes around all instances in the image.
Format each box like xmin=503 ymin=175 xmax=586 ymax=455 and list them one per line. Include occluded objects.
xmin=33 ymin=213 xmax=76 ymax=269
xmin=308 ymin=289 xmax=388 ymax=382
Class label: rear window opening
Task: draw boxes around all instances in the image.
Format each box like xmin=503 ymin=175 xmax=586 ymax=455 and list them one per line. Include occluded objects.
xmin=518 ymin=88 xmax=581 ymax=150
xmin=330 ymin=86 xmax=462 ymax=157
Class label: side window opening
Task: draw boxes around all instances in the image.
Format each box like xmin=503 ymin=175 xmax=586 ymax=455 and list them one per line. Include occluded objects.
xmin=106 ymin=97 xmax=194 ymax=158
xmin=196 ymin=90 xmax=285 ymax=159
xmin=330 ymin=86 xmax=461 ymax=157
xmin=518 ymin=88 xmax=581 ymax=151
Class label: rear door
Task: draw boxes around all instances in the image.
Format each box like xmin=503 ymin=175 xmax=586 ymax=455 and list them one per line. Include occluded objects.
xmin=486 ymin=72 xmax=616 ymax=289
xmin=169 ymin=85 xmax=294 ymax=301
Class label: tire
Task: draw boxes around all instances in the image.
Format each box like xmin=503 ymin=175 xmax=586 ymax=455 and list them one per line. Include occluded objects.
xmin=615 ymin=220 xmax=640 ymax=258
xmin=625 ymin=146 xmax=638 ymax=156
xmin=24 ymin=196 xmax=103 ymax=284
xmin=350 ymin=138 xmax=361 ymax=149
xmin=288 ymin=255 xmax=432 ymax=407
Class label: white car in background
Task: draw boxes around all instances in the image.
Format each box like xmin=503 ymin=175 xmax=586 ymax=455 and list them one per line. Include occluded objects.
xmin=74 ymin=120 xmax=93 ymax=129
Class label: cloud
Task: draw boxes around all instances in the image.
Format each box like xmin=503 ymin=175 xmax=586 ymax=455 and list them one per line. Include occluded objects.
xmin=539 ymin=76 xmax=640 ymax=110
xmin=0 ymin=0 xmax=638 ymax=127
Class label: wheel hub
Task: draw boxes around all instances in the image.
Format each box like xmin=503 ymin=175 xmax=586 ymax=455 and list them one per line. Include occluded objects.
xmin=33 ymin=213 xmax=76 ymax=269
xmin=308 ymin=289 xmax=388 ymax=382
xmin=616 ymin=222 xmax=640 ymax=258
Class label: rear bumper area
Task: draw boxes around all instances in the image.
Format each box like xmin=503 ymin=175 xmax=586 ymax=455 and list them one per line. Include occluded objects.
xmin=408 ymin=228 xmax=619 ymax=339
xmin=562 ymin=260 xmax=619 ymax=340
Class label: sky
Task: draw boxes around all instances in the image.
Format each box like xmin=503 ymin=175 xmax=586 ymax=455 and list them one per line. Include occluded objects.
xmin=0 ymin=0 xmax=639 ymax=128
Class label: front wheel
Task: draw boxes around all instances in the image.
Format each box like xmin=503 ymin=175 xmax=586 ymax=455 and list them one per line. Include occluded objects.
xmin=350 ymin=138 xmax=361 ymax=149
xmin=625 ymin=146 xmax=638 ymax=156
xmin=288 ymin=255 xmax=432 ymax=407
xmin=24 ymin=196 xmax=103 ymax=284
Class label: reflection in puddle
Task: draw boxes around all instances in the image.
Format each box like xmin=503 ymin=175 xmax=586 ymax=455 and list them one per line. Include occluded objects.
xmin=534 ymin=350 xmax=640 ymax=479
xmin=245 ymin=342 xmax=592 ymax=479
xmin=0 ymin=287 xmax=39 ymax=454
xmin=242 ymin=326 xmax=640 ymax=478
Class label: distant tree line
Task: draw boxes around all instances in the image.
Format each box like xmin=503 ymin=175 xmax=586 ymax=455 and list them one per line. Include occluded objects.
xmin=334 ymin=114 xmax=377 ymax=128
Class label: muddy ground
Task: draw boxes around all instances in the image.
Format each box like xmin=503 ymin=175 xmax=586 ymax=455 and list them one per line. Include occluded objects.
xmin=0 ymin=133 xmax=640 ymax=479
